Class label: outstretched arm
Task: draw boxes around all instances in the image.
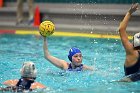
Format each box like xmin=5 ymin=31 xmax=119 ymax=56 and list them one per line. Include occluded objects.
xmin=118 ymin=3 xmax=139 ymax=54
xmin=43 ymin=37 xmax=68 ymax=70
xmin=83 ymin=65 xmax=94 ymax=71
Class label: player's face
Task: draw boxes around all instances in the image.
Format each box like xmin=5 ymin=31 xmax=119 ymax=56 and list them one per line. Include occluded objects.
xmin=72 ymin=53 xmax=82 ymax=66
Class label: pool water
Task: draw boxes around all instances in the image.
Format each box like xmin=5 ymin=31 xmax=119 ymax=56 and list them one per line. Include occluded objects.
xmin=0 ymin=34 xmax=139 ymax=93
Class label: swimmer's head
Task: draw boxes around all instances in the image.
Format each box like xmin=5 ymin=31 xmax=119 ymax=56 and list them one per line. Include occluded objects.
xmin=68 ymin=47 xmax=81 ymax=62
xmin=20 ymin=61 xmax=37 ymax=79
xmin=133 ymin=32 xmax=140 ymax=49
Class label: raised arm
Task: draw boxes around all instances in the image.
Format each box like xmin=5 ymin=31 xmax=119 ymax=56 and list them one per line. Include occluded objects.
xmin=118 ymin=3 xmax=139 ymax=54
xmin=43 ymin=37 xmax=68 ymax=70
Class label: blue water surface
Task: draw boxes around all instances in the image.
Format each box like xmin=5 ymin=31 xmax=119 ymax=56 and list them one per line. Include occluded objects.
xmin=0 ymin=34 xmax=139 ymax=93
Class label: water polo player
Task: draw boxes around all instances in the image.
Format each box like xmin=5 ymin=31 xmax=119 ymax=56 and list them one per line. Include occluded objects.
xmin=43 ymin=37 xmax=93 ymax=71
xmin=118 ymin=3 xmax=140 ymax=82
xmin=0 ymin=61 xmax=46 ymax=92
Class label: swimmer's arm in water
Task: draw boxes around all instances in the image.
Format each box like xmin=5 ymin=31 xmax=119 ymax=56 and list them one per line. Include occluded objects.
xmin=3 ymin=79 xmax=18 ymax=86
xmin=118 ymin=3 xmax=139 ymax=53
xmin=0 ymin=86 xmax=17 ymax=92
xmin=31 ymin=82 xmax=46 ymax=89
xmin=83 ymin=65 xmax=94 ymax=71
xmin=0 ymin=86 xmax=33 ymax=92
xmin=118 ymin=77 xmax=132 ymax=82
xmin=43 ymin=37 xmax=68 ymax=70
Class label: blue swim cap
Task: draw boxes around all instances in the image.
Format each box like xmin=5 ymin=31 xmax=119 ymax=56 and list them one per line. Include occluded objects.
xmin=68 ymin=47 xmax=81 ymax=62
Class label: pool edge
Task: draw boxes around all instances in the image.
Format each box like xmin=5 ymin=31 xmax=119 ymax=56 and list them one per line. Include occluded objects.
xmin=0 ymin=29 xmax=132 ymax=39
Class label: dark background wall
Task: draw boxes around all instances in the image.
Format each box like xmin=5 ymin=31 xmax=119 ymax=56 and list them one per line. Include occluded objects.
xmin=3 ymin=0 xmax=140 ymax=4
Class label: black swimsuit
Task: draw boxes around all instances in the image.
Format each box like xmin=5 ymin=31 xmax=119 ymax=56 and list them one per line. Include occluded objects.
xmin=124 ymin=51 xmax=140 ymax=76
xmin=16 ymin=78 xmax=34 ymax=91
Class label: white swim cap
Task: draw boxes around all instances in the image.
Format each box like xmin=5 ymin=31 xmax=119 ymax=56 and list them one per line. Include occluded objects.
xmin=133 ymin=32 xmax=140 ymax=48
xmin=20 ymin=61 xmax=37 ymax=78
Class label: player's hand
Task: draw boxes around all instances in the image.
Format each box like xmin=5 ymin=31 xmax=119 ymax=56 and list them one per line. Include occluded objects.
xmin=128 ymin=3 xmax=139 ymax=14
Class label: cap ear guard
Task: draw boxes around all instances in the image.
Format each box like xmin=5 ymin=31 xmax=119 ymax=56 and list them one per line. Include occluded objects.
xmin=133 ymin=33 xmax=140 ymax=48
xmin=68 ymin=55 xmax=72 ymax=62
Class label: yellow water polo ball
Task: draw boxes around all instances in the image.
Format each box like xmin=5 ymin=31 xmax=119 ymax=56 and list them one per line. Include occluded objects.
xmin=39 ymin=21 xmax=55 ymax=37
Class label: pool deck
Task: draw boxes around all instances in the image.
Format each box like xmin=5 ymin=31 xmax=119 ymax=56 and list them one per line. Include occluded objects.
xmin=0 ymin=3 xmax=140 ymax=37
